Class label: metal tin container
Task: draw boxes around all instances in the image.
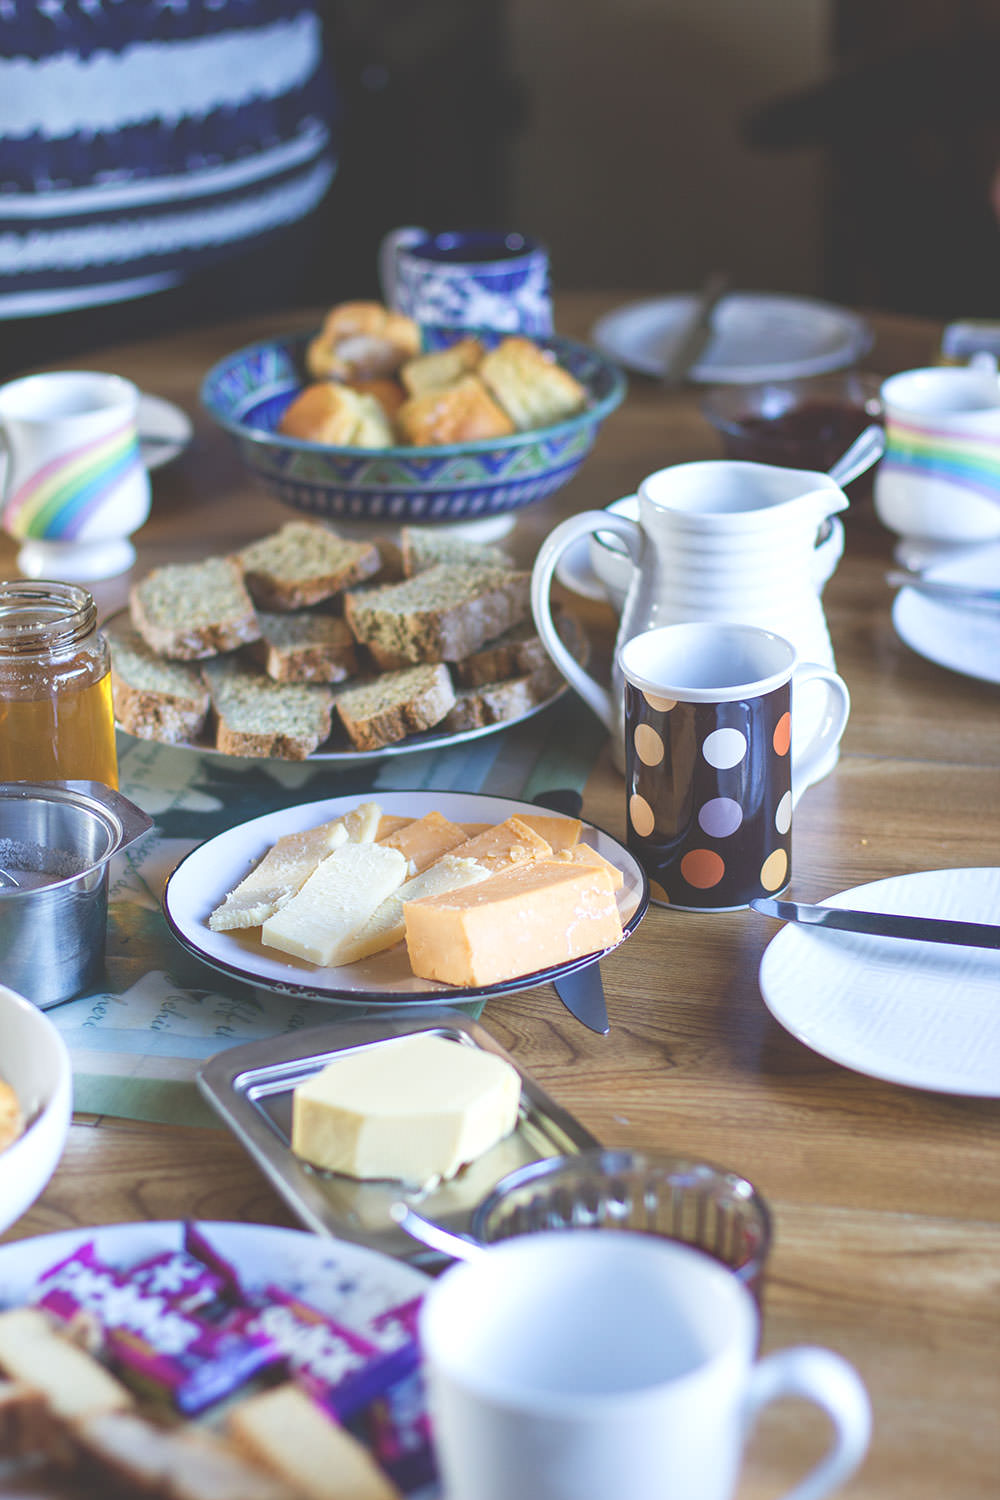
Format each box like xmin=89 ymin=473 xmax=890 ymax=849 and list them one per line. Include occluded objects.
xmin=0 ymin=780 xmax=152 ymax=1008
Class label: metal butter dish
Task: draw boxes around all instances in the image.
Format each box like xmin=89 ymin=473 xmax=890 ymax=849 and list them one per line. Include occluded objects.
xmin=196 ymin=1009 xmax=599 ymax=1268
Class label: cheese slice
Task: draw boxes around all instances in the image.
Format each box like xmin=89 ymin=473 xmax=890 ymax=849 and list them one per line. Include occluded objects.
xmin=404 ymin=859 xmax=623 ymax=987
xmin=448 ymin=815 xmax=552 ymax=871
xmin=208 ymin=817 xmax=349 ymax=930
xmin=556 ymin=841 xmax=624 ymax=890
xmin=260 ymin=842 xmax=407 ymax=965
xmin=343 ymin=800 xmax=382 ymax=843
xmin=290 ymin=1032 xmax=521 ymax=1185
xmin=333 ymin=855 xmax=490 ymax=966
xmin=376 ymin=808 xmax=468 ymax=874
xmin=515 ymin=812 xmax=583 ymax=851
xmin=0 ymin=1308 xmax=134 ymax=1421
xmin=228 ymin=1382 xmax=401 ymax=1499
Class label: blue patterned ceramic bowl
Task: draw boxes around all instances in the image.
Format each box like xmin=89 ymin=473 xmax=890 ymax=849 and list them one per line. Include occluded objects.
xmin=200 ymin=329 xmax=626 ymax=524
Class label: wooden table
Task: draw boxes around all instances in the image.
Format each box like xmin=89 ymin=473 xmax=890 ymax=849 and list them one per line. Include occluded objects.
xmin=3 ymin=294 xmax=997 ymax=1499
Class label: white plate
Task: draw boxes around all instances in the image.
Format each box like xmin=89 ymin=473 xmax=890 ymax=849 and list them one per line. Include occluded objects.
xmin=591 ymin=292 xmax=873 ymax=384
xmin=164 ymin=789 xmax=648 ymax=1006
xmin=892 ymin=543 xmax=1000 ymax=684
xmin=758 ymin=868 xmax=1000 ymax=1095
xmin=0 ymin=1220 xmax=430 ymax=1491
xmin=138 ymin=391 xmax=193 ymax=469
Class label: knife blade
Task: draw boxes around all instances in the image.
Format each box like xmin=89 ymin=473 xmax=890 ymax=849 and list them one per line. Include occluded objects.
xmin=660 ymin=271 xmax=730 ymax=387
xmin=532 ymin=788 xmax=611 ymax=1034
xmin=751 ymin=896 xmax=1000 ymax=950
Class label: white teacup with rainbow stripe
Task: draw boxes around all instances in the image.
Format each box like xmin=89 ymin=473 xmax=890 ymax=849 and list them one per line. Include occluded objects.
xmin=875 ymin=364 xmax=1000 ymax=561
xmin=0 ymin=371 xmax=151 ymax=580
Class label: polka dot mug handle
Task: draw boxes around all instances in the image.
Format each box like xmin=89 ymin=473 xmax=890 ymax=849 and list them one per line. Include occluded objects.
xmin=789 ymin=661 xmax=851 ymax=805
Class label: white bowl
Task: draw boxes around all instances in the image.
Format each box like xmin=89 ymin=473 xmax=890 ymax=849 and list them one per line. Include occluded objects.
xmin=0 ymin=984 xmax=72 ymax=1234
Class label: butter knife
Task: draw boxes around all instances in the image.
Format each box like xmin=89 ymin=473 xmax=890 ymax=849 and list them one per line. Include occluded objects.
xmin=660 ymin=271 xmax=730 ymax=387
xmin=751 ymin=896 xmax=1000 ymax=950
xmin=532 ymin=788 xmax=611 ymax=1034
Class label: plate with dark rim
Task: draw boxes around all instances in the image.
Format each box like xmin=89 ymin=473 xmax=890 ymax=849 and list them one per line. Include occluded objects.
xmin=163 ymin=789 xmax=648 ymax=1005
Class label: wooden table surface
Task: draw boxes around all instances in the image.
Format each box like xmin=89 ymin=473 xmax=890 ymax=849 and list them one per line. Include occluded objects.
xmin=2 ymin=294 xmax=997 ymax=1499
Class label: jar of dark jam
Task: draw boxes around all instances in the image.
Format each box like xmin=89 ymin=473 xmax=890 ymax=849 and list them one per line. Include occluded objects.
xmin=0 ymin=580 xmax=118 ymax=786
xmin=701 ymin=372 xmax=883 ymax=478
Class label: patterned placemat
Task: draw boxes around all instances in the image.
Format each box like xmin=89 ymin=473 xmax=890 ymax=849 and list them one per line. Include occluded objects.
xmin=51 ymin=696 xmax=605 ymax=1126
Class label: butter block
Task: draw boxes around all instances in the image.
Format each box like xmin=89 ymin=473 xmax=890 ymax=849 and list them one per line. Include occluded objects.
xmin=334 ymin=855 xmax=490 ymax=966
xmin=376 ymin=807 xmax=468 ymax=874
xmin=260 ymin=842 xmax=407 ymax=965
xmin=449 ymin=814 xmax=552 ymax=871
xmin=228 ymin=1382 xmax=400 ymax=1500
xmin=208 ymin=817 xmax=350 ymax=930
xmin=290 ymin=1032 xmax=522 ymax=1184
xmin=404 ymin=859 xmax=623 ymax=987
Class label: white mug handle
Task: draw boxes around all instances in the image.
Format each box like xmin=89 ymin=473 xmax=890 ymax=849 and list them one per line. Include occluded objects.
xmin=790 ymin=662 xmax=851 ymax=805
xmin=743 ymin=1345 xmax=871 ymax=1500
xmin=811 ymin=515 xmax=845 ymax=593
xmin=378 ymin=225 xmax=427 ymax=311
xmin=530 ymin=509 xmax=642 ymax=731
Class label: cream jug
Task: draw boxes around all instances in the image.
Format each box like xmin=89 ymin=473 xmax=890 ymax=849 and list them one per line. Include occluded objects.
xmin=531 ymin=459 xmax=849 ymax=773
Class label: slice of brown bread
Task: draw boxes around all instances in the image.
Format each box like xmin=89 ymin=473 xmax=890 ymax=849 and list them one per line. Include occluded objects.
xmin=129 ymin=557 xmax=260 ymax=660
xmin=452 ymin=607 xmax=588 ymax=687
xmin=248 ymin=611 xmax=358 ymax=683
xmin=105 ymin=621 xmax=211 ymax=743
xmin=400 ymin=524 xmax=513 ymax=577
xmin=343 ymin=563 xmax=530 ymax=664
xmin=334 ymin=662 xmax=455 ymax=751
xmin=234 ymin=521 xmax=381 ymax=610
xmin=201 ymin=658 xmax=334 ymax=760
xmin=440 ymin=673 xmax=540 ymax=732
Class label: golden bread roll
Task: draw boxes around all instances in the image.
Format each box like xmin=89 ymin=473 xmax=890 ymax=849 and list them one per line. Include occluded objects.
xmin=479 ymin=335 xmax=588 ymax=429
xmin=342 ymin=376 xmax=407 ymax=418
xmin=305 ymin=300 xmax=421 ymax=381
xmin=396 ymin=374 xmax=516 ymax=446
xmin=400 ymin=337 xmax=486 ymax=397
xmin=279 ymin=383 xmax=396 ymax=448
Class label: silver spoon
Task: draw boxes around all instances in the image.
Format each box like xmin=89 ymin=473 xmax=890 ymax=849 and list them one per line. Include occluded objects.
xmin=390 ymin=1202 xmax=488 ymax=1262
xmin=0 ymin=868 xmax=20 ymax=889
xmin=827 ymin=422 xmax=885 ymax=489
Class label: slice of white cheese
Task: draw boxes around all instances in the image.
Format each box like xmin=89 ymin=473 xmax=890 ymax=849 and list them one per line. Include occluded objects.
xmin=342 ymin=800 xmax=382 ymax=843
xmin=333 ymin=855 xmax=490 ymax=966
xmin=290 ymin=1031 xmax=522 ymax=1186
xmin=208 ymin=817 xmax=350 ymax=930
xmin=260 ymin=841 xmax=407 ymax=965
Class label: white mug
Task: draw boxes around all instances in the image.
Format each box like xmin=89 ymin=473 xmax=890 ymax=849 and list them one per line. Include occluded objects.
xmin=0 ymin=370 xmax=151 ymax=580
xmin=420 ymin=1230 xmax=871 ymax=1500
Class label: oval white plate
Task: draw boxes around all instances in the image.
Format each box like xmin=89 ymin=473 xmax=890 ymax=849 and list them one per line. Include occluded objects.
xmin=758 ymin=868 xmax=1000 ymax=1095
xmin=592 ymin=292 xmax=873 ymax=383
xmin=892 ymin=542 xmax=1000 ymax=684
xmin=164 ymin=789 xmax=648 ymax=1005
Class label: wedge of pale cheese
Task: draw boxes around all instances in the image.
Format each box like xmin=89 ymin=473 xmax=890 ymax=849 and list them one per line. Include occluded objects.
xmin=290 ymin=1032 xmax=521 ymax=1185
xmin=228 ymin=1382 xmax=401 ymax=1499
xmin=0 ymin=1307 xmax=134 ymax=1421
xmin=333 ymin=855 xmax=490 ymax=966
xmin=342 ymin=800 xmax=382 ymax=843
xmin=404 ymin=858 xmax=623 ymax=987
xmin=208 ymin=817 xmax=350 ymax=931
xmin=260 ymin=841 xmax=407 ymax=965
xmin=376 ymin=807 xmax=468 ymax=874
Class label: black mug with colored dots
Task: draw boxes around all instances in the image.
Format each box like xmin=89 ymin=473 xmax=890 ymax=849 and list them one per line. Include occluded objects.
xmin=619 ymin=623 xmax=850 ymax=910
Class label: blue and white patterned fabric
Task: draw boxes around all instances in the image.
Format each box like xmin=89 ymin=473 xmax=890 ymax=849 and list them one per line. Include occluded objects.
xmin=0 ymin=0 xmax=337 ymax=319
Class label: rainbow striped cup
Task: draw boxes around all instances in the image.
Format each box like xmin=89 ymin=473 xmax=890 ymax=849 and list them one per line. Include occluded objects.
xmin=0 ymin=371 xmax=151 ymax=580
xmin=875 ymin=364 xmax=1000 ymax=556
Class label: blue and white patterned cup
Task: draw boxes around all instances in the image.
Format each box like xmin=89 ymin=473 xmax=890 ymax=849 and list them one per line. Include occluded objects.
xmin=379 ymin=226 xmax=553 ymax=337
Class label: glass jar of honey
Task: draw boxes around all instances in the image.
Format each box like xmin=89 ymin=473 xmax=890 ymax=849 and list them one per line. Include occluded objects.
xmin=0 ymin=581 xmax=118 ymax=787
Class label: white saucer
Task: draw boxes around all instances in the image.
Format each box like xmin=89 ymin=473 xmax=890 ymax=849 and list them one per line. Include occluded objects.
xmin=892 ymin=542 xmax=1000 ymax=684
xmin=591 ymin=292 xmax=873 ymax=384
xmin=138 ymin=391 xmax=192 ymax=470
xmin=555 ymin=534 xmax=612 ymax=602
xmin=758 ymin=868 xmax=1000 ymax=1095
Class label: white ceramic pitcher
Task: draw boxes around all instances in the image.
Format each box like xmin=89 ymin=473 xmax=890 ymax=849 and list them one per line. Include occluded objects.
xmin=532 ymin=460 xmax=849 ymax=773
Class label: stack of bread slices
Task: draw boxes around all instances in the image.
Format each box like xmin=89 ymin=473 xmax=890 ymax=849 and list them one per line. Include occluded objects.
xmin=109 ymin=521 xmax=586 ymax=759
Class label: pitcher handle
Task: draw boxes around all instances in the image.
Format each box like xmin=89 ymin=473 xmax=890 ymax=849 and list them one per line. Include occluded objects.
xmin=530 ymin=510 xmax=642 ymax=733
xmin=790 ymin=662 xmax=851 ymax=806
xmin=743 ymin=1345 xmax=871 ymax=1500
xmin=377 ymin=225 xmax=426 ymax=312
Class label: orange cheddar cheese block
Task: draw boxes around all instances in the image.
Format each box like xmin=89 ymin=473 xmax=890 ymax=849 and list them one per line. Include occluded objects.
xmin=376 ymin=808 xmax=468 ymax=874
xmin=375 ymin=812 xmax=413 ymax=840
xmin=403 ymin=858 xmax=623 ymax=987
xmin=448 ymin=814 xmax=552 ymax=872
xmin=556 ymin=841 xmax=624 ymax=890
xmin=515 ymin=812 xmax=582 ymax=851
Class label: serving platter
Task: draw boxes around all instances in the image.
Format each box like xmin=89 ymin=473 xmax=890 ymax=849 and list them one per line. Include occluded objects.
xmin=0 ymin=1219 xmax=434 ymax=1497
xmin=758 ymin=867 xmax=1000 ymax=1095
xmin=197 ymin=1011 xmax=600 ymax=1267
xmin=163 ymin=789 xmax=648 ymax=1006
